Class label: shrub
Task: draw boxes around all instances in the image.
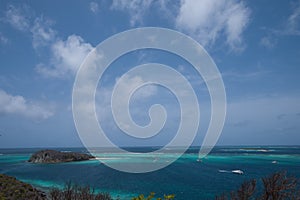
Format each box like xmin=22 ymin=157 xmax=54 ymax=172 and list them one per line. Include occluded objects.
xmin=49 ymin=182 xmax=112 ymax=200
xmin=216 ymin=171 xmax=300 ymax=200
xmin=131 ymin=192 xmax=175 ymax=200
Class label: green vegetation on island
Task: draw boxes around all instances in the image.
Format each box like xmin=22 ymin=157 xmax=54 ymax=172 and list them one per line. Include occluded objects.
xmin=28 ymin=150 xmax=95 ymax=164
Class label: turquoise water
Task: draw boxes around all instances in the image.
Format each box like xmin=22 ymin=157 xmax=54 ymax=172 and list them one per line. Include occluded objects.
xmin=0 ymin=146 xmax=299 ymax=199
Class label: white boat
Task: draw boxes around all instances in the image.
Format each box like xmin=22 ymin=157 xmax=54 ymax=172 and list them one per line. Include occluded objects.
xmin=232 ymin=170 xmax=244 ymax=175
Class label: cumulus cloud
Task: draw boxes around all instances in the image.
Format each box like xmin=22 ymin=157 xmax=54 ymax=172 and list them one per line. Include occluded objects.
xmin=111 ymin=0 xmax=154 ymax=26
xmin=0 ymin=89 xmax=53 ymax=119
xmin=176 ymin=0 xmax=250 ymax=51
xmin=36 ymin=35 xmax=94 ymax=78
xmin=111 ymin=0 xmax=178 ymax=26
xmin=4 ymin=4 xmax=93 ymax=78
xmin=111 ymin=0 xmax=174 ymax=26
xmin=31 ymin=17 xmax=56 ymax=49
xmin=4 ymin=5 xmax=56 ymax=49
xmin=90 ymin=2 xmax=100 ymax=13
xmin=115 ymin=74 xmax=157 ymax=100
xmin=4 ymin=4 xmax=30 ymax=31
xmin=111 ymin=0 xmax=250 ymax=50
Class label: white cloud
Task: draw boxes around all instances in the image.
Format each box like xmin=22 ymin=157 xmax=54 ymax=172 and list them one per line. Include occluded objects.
xmin=260 ymin=1 xmax=300 ymax=49
xmin=176 ymin=0 xmax=250 ymax=51
xmin=4 ymin=5 xmax=56 ymax=49
xmin=0 ymin=89 xmax=53 ymax=119
xmin=4 ymin=4 xmax=30 ymax=31
xmin=111 ymin=0 xmax=176 ymax=26
xmin=4 ymin=4 xmax=93 ymax=78
xmin=111 ymin=0 xmax=154 ymax=26
xmin=36 ymin=35 xmax=94 ymax=78
xmin=106 ymin=0 xmax=251 ymax=51
xmin=259 ymin=1 xmax=300 ymax=49
xmin=31 ymin=17 xmax=56 ymax=49
xmin=286 ymin=0 xmax=300 ymax=35
xmin=90 ymin=2 xmax=100 ymax=13
xmin=115 ymin=74 xmax=157 ymax=100
xmin=0 ymin=33 xmax=9 ymax=45
xmin=111 ymin=0 xmax=177 ymax=26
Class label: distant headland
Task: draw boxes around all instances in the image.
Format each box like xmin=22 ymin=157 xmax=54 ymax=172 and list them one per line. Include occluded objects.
xmin=28 ymin=150 xmax=95 ymax=163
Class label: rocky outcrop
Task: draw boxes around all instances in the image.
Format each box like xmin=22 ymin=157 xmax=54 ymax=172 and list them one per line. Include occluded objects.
xmin=28 ymin=150 xmax=95 ymax=163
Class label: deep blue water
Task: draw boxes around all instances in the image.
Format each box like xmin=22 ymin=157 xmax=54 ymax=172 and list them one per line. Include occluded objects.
xmin=0 ymin=146 xmax=299 ymax=199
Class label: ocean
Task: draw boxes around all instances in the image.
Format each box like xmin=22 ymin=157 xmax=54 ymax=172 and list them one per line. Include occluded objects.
xmin=0 ymin=146 xmax=299 ymax=199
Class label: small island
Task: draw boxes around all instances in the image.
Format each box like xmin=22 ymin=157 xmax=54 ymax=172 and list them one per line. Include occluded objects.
xmin=28 ymin=150 xmax=95 ymax=164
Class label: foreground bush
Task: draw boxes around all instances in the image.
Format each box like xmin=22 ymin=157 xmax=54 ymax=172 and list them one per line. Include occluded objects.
xmin=1 ymin=171 xmax=299 ymax=200
xmin=131 ymin=192 xmax=175 ymax=200
xmin=49 ymin=183 xmax=175 ymax=200
xmin=216 ymin=171 xmax=300 ymax=200
xmin=0 ymin=174 xmax=46 ymax=200
xmin=49 ymin=182 xmax=112 ymax=200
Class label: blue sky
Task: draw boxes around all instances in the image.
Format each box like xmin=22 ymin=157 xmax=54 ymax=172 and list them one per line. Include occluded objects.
xmin=0 ymin=0 xmax=300 ymax=148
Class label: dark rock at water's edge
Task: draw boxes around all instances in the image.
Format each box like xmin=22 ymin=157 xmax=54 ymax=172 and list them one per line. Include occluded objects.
xmin=28 ymin=149 xmax=95 ymax=163
xmin=0 ymin=173 xmax=47 ymax=199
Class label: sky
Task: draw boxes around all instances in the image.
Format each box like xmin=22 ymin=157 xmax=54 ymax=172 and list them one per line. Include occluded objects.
xmin=0 ymin=0 xmax=300 ymax=148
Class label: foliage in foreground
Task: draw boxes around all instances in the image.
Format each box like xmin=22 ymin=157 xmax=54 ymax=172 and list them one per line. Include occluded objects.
xmin=1 ymin=171 xmax=299 ymax=200
xmin=49 ymin=182 xmax=112 ymax=200
xmin=216 ymin=171 xmax=300 ymax=200
xmin=131 ymin=192 xmax=175 ymax=200
xmin=50 ymin=183 xmax=175 ymax=200
xmin=0 ymin=173 xmax=46 ymax=200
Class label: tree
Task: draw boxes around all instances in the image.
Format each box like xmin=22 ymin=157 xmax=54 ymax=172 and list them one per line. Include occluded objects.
xmin=215 ymin=179 xmax=256 ymax=200
xmin=216 ymin=171 xmax=300 ymax=200
xmin=231 ymin=179 xmax=256 ymax=200
xmin=261 ymin=171 xmax=297 ymax=200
